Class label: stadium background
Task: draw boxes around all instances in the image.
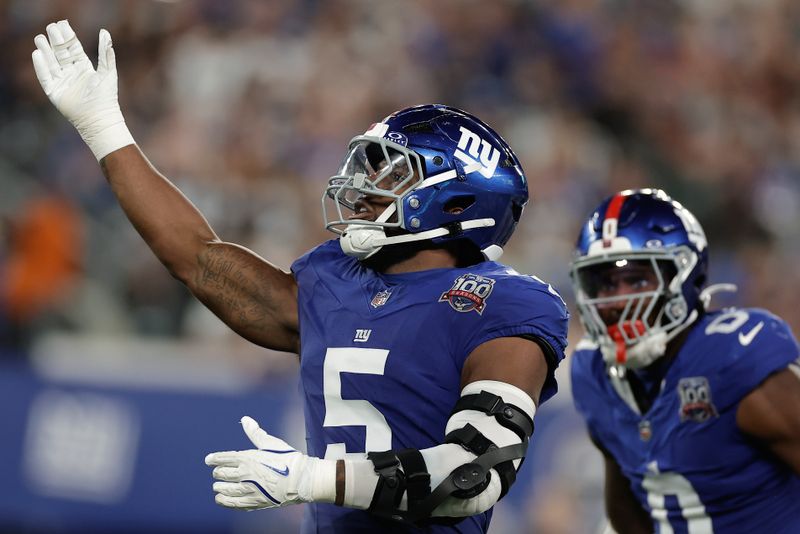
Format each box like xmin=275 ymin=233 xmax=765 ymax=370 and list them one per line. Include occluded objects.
xmin=1 ymin=0 xmax=799 ymax=532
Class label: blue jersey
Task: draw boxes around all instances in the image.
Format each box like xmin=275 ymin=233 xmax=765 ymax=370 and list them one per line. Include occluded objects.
xmin=291 ymin=240 xmax=569 ymax=533
xmin=571 ymin=308 xmax=800 ymax=534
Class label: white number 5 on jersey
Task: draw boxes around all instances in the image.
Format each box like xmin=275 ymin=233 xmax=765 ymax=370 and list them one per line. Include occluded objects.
xmin=322 ymin=347 xmax=393 ymax=460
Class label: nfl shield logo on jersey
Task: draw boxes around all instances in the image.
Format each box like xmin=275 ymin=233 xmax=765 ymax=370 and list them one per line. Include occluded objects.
xmin=439 ymin=274 xmax=495 ymax=314
xmin=370 ymin=290 xmax=392 ymax=308
xmin=677 ymin=377 xmax=718 ymax=422
xmin=638 ymin=420 xmax=652 ymax=441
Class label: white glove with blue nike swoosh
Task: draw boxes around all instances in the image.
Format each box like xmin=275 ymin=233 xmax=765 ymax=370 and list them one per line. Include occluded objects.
xmin=205 ymin=416 xmax=337 ymax=510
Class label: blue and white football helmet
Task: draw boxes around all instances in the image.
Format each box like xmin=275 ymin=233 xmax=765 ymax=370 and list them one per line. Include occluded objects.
xmin=571 ymin=189 xmax=712 ymax=368
xmin=322 ymin=104 xmax=528 ymax=261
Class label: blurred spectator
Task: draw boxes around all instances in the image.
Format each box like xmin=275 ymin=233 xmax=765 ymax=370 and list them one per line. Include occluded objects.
xmin=0 ymin=193 xmax=82 ymax=353
xmin=4 ymin=0 xmax=799 ymax=345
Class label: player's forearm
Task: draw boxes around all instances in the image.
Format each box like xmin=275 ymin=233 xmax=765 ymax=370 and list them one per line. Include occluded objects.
xmin=737 ymin=366 xmax=800 ymax=477
xmin=603 ymin=456 xmax=653 ymax=534
xmin=100 ymin=145 xmax=219 ymax=282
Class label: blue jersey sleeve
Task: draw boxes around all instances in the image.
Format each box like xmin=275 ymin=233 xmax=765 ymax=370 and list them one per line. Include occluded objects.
xmin=459 ymin=277 xmax=570 ymax=404
xmin=715 ymin=308 xmax=800 ymax=408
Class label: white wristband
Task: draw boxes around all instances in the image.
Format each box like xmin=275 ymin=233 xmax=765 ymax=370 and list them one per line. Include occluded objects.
xmin=306 ymin=457 xmax=339 ymax=504
xmin=76 ymin=110 xmax=135 ymax=161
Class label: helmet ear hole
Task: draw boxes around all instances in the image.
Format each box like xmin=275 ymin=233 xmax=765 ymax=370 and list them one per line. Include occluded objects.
xmin=443 ymin=195 xmax=476 ymax=214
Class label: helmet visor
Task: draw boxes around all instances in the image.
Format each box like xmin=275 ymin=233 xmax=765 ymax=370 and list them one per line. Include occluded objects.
xmin=575 ymin=259 xmax=666 ymax=299
xmin=323 ymin=136 xmax=424 ymax=233
xmin=327 ymin=140 xmax=417 ymax=207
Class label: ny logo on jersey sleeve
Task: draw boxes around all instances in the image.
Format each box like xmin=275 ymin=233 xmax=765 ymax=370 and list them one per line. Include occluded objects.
xmin=677 ymin=377 xmax=718 ymax=422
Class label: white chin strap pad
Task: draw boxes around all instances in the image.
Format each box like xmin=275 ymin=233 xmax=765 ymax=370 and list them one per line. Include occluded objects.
xmin=340 ymin=225 xmax=386 ymax=260
xmin=339 ymin=203 xmax=399 ymax=259
xmin=340 ymin=213 xmax=496 ymax=261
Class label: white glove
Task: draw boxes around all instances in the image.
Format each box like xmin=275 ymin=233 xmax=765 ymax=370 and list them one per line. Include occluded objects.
xmin=205 ymin=416 xmax=337 ymax=510
xmin=31 ymin=20 xmax=134 ymax=161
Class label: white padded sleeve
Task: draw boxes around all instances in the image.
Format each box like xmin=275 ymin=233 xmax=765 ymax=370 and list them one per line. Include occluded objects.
xmin=430 ymin=380 xmax=535 ymax=516
xmin=445 ymin=380 xmax=535 ymax=470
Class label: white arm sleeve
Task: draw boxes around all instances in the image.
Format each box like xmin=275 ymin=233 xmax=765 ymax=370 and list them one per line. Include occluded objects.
xmin=340 ymin=380 xmax=536 ymax=517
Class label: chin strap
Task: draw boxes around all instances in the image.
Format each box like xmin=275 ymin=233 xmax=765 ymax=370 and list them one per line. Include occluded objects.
xmin=340 ymin=217 xmax=496 ymax=260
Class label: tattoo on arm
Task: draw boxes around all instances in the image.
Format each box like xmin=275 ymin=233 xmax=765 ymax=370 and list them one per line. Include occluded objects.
xmin=196 ymin=247 xmax=273 ymax=329
xmin=191 ymin=244 xmax=299 ymax=353
xmin=97 ymin=148 xmax=300 ymax=348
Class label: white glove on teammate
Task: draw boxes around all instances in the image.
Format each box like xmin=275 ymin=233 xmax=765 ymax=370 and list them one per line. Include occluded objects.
xmin=205 ymin=416 xmax=338 ymax=510
xmin=31 ymin=20 xmax=134 ymax=160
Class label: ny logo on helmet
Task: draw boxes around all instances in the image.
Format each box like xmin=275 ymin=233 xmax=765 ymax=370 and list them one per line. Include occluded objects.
xmin=454 ymin=126 xmax=500 ymax=179
xmin=674 ymin=205 xmax=707 ymax=252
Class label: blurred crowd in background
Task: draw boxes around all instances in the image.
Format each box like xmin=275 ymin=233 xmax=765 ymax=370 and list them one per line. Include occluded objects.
xmin=3 ymin=0 xmax=800 ymax=354
xmin=1 ymin=0 xmax=799 ymax=531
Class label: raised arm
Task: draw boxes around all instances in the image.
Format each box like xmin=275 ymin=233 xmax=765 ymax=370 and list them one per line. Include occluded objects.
xmin=32 ymin=21 xmax=299 ymax=352
xmin=101 ymin=147 xmax=299 ymax=351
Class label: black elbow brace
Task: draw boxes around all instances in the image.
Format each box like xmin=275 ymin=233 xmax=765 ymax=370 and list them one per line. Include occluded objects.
xmin=447 ymin=390 xmax=534 ymax=498
xmin=366 ymin=390 xmax=534 ymax=525
xmin=367 ymin=448 xmax=431 ymax=522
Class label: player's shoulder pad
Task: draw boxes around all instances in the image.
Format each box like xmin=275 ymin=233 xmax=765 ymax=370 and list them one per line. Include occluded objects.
xmin=494 ymin=270 xmax=569 ymax=344
xmin=569 ymin=338 xmax=604 ymax=387
xmin=478 ymin=265 xmax=569 ymax=319
xmin=569 ymin=337 xmax=606 ymax=419
xmin=573 ymin=337 xmax=600 ymax=354
xmin=698 ymin=307 xmax=798 ymax=357
xmin=687 ymin=308 xmax=800 ymax=402
xmin=291 ymin=239 xmax=354 ymax=279
xmin=485 ymin=268 xmax=570 ymax=355
xmin=291 ymin=239 xmax=341 ymax=271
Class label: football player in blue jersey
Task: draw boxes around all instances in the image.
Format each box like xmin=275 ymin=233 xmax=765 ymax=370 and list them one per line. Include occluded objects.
xmin=32 ymin=21 xmax=569 ymax=532
xmin=570 ymin=188 xmax=800 ymax=534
